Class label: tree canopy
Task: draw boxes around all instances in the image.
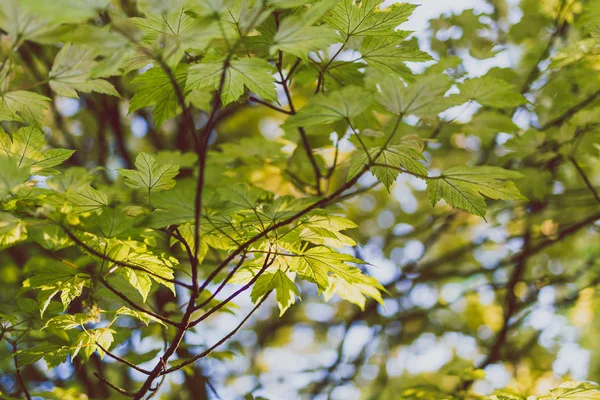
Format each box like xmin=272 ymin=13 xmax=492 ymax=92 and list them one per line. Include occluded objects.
xmin=0 ymin=0 xmax=599 ymax=399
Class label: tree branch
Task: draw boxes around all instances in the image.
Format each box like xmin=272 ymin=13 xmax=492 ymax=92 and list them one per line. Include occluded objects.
xmin=160 ymin=291 xmax=271 ymax=375
xmin=569 ymin=156 xmax=600 ymax=204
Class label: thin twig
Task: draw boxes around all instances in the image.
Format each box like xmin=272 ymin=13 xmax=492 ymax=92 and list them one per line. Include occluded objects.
xmin=94 ymin=372 xmax=135 ymax=397
xmin=569 ymin=156 xmax=600 ymax=204
xmin=160 ymin=291 xmax=272 ymax=375
xmin=10 ymin=340 xmax=31 ymax=400
xmin=249 ymin=96 xmax=293 ymax=115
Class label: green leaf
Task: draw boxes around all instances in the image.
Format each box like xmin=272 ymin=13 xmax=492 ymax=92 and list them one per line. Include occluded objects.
xmin=288 ymin=246 xmax=385 ymax=309
xmin=29 ymin=224 xmax=71 ymax=250
xmin=47 ymin=167 xmax=94 ymax=192
xmin=25 ymin=260 xmax=89 ymax=316
xmin=186 ymin=58 xmax=278 ymax=106
xmin=67 ymin=185 xmax=109 ymax=213
xmin=461 ymin=111 xmax=518 ymax=141
xmin=10 ymin=126 xmax=45 ymax=166
xmin=0 ymin=212 xmax=27 ymax=249
xmin=49 ymin=44 xmax=120 ymax=98
xmin=284 ymin=86 xmax=373 ymax=129
xmin=16 ymin=344 xmax=71 ymax=369
xmin=325 ymin=0 xmax=417 ymax=37
xmin=377 ymin=74 xmax=455 ymax=116
xmin=546 ymin=381 xmax=600 ymax=399
xmin=272 ymin=0 xmax=339 ymax=59
xmin=83 ymin=208 xmax=135 ymax=238
xmin=132 ymin=8 xmax=223 ymax=65
xmin=426 ymin=166 xmax=526 ymax=218
xmin=0 ymin=0 xmax=62 ymax=43
xmin=147 ymin=182 xmax=195 ymax=228
xmin=119 ymin=152 xmax=180 ymax=194
xmin=73 ymin=327 xmax=115 ymax=359
xmin=0 ymin=126 xmax=58 ymax=172
xmin=273 ymin=24 xmax=338 ymax=60
xmin=0 ymin=157 xmax=30 ymax=201
xmin=360 ymin=34 xmax=433 ymax=79
xmin=289 ymin=214 xmax=357 ymax=249
xmin=454 ymin=76 xmax=527 ymax=108
xmin=30 ymin=149 xmax=75 ymax=172
xmin=18 ymin=0 xmax=110 ymax=23
xmin=251 ymin=270 xmax=300 ymax=316
xmin=487 ymin=390 xmax=525 ymax=400
xmin=115 ymin=306 xmax=166 ymax=326
xmin=349 ymin=142 xmax=427 ymax=190
xmin=0 ymin=91 xmax=50 ymax=127
xmin=323 ymin=274 xmax=384 ymax=310
xmin=120 ymin=268 xmax=153 ymax=302
xmin=44 ymin=313 xmax=97 ymax=330
xmin=129 ymin=64 xmax=188 ymax=128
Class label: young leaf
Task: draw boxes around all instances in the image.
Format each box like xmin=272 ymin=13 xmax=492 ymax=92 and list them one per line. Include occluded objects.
xmin=348 ymin=143 xmax=427 ymax=190
xmin=132 ymin=8 xmax=222 ymax=64
xmin=454 ymin=76 xmax=527 ymax=108
xmin=16 ymin=345 xmax=71 ymax=369
xmin=288 ymin=246 xmax=385 ymax=309
xmin=547 ymin=381 xmax=600 ymax=399
xmin=49 ymin=44 xmax=119 ymax=98
xmin=186 ymin=58 xmax=277 ymax=106
xmin=426 ymin=166 xmax=526 ymax=218
xmin=119 ymin=152 xmax=180 ymax=195
xmin=284 ymin=86 xmax=373 ymax=129
xmin=74 ymin=328 xmax=116 ymax=360
xmin=30 ymin=149 xmax=75 ymax=172
xmin=6 ymin=126 xmax=46 ymax=167
xmin=360 ymin=34 xmax=433 ymax=79
xmin=129 ymin=64 xmax=188 ymax=128
xmin=325 ymin=0 xmax=417 ymax=37
xmin=0 ymin=212 xmax=27 ymax=249
xmin=17 ymin=0 xmax=111 ymax=24
xmin=0 ymin=157 xmax=30 ymax=200
xmin=25 ymin=261 xmax=89 ymax=316
xmin=251 ymin=270 xmax=300 ymax=316
xmin=272 ymin=1 xmax=339 ymax=59
xmin=68 ymin=185 xmax=109 ymax=213
xmin=0 ymin=0 xmax=61 ymax=42
xmin=116 ymin=306 xmax=166 ymax=326
xmin=120 ymin=268 xmax=153 ymax=302
xmin=0 ymin=91 xmax=50 ymax=127
xmin=377 ymin=74 xmax=455 ymax=116
xmin=324 ymin=274 xmax=383 ymax=310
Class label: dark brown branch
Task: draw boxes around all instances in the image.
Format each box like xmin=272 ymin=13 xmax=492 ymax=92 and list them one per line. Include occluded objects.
xmin=195 ymin=164 xmax=369 ymax=297
xmin=98 ymin=277 xmax=181 ymax=328
xmin=160 ymin=291 xmax=272 ymax=375
xmin=520 ymin=0 xmax=567 ymax=94
xmin=103 ymin=97 xmax=134 ymax=169
xmin=285 ymin=58 xmax=302 ymax=83
xmin=193 ymin=254 xmax=247 ymax=311
xmin=276 ymin=50 xmax=322 ymax=194
xmin=190 ymin=254 xmax=274 ymax=327
xmin=61 ymin=226 xmax=193 ymax=290
xmin=96 ymin=343 xmax=152 ymax=375
xmin=10 ymin=340 xmax=31 ymax=400
xmin=94 ymin=372 xmax=135 ymax=397
xmin=540 ymin=88 xmax=600 ymax=131
xmin=570 ymin=156 xmax=600 ymax=204
xmin=155 ymin=57 xmax=201 ymax=153
xmin=249 ymin=96 xmax=293 ymax=115
xmin=132 ymin=8 xmax=268 ymax=399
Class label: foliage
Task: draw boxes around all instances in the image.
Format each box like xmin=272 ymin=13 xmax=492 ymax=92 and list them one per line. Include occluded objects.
xmin=0 ymin=0 xmax=599 ymax=399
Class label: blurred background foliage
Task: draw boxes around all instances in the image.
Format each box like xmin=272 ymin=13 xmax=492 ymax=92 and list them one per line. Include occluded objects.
xmin=0 ymin=0 xmax=599 ymax=399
